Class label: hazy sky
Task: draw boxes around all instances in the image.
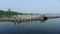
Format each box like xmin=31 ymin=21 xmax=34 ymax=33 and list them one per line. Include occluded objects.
xmin=0 ymin=0 xmax=60 ymax=13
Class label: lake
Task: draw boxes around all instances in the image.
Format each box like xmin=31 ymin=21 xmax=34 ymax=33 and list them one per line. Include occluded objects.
xmin=0 ymin=15 xmax=60 ymax=34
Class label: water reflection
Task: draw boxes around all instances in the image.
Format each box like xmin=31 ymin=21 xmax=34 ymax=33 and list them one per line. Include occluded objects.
xmin=13 ymin=19 xmax=48 ymax=25
xmin=0 ymin=19 xmax=48 ymax=25
xmin=39 ymin=19 xmax=48 ymax=23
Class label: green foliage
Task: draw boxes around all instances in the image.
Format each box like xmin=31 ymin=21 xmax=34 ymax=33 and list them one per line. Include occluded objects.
xmin=0 ymin=10 xmax=27 ymax=16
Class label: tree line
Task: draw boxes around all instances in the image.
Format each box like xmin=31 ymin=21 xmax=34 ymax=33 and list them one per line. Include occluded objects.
xmin=0 ymin=9 xmax=27 ymax=16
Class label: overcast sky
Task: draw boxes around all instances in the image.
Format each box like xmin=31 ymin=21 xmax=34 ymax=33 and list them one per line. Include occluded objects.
xmin=0 ymin=0 xmax=60 ymax=13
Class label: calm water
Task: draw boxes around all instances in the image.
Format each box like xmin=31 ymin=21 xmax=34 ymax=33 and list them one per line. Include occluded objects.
xmin=0 ymin=16 xmax=60 ymax=34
